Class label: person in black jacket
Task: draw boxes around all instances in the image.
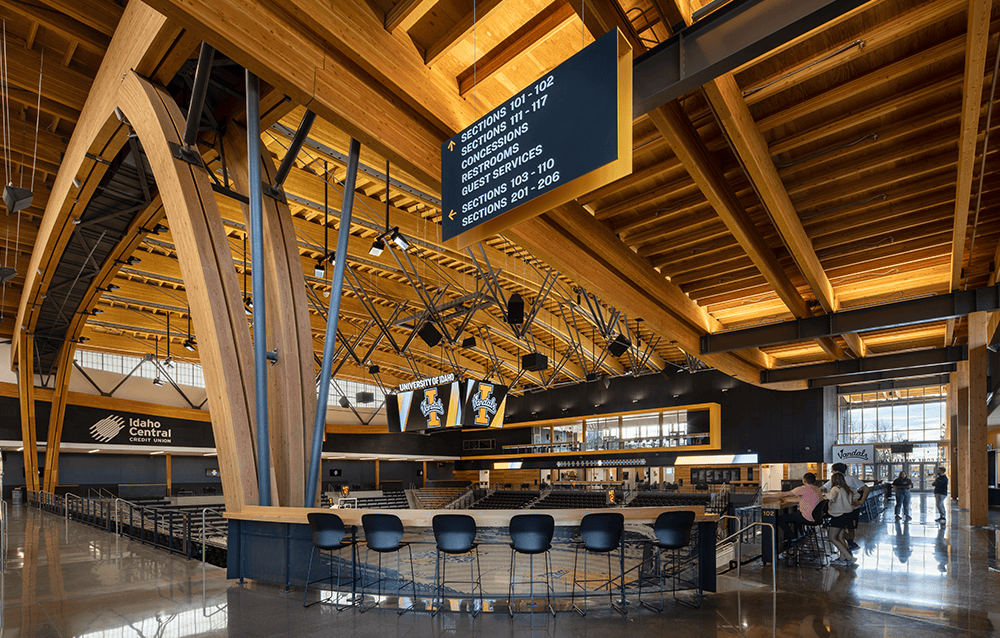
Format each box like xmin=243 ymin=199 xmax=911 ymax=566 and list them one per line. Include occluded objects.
xmin=892 ymin=471 xmax=913 ymax=520
xmin=932 ymin=467 xmax=949 ymax=522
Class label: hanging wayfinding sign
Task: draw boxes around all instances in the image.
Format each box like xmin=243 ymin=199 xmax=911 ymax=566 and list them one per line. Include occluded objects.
xmin=441 ymin=29 xmax=632 ymax=247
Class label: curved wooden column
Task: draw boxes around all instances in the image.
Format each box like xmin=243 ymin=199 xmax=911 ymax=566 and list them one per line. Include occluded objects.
xmin=118 ymin=71 xmax=260 ymax=511
xmin=223 ymin=123 xmax=318 ymax=507
xmin=17 ymin=332 xmax=39 ymax=491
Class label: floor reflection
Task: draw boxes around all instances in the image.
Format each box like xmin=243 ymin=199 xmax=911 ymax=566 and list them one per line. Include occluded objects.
xmin=0 ymin=493 xmax=995 ymax=637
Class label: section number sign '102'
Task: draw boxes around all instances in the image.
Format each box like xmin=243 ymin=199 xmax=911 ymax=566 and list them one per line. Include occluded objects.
xmin=441 ymin=29 xmax=632 ymax=247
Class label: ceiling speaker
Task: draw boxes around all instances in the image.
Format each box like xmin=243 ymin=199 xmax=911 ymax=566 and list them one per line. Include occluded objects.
xmin=608 ymin=333 xmax=631 ymax=357
xmin=417 ymin=323 xmax=442 ymax=347
xmin=522 ymin=352 xmax=548 ymax=371
xmin=356 ymin=391 xmax=374 ymax=404
xmin=507 ymin=293 xmax=524 ymax=324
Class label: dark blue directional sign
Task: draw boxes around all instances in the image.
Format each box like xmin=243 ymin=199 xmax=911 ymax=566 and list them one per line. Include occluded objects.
xmin=442 ymin=30 xmax=628 ymax=245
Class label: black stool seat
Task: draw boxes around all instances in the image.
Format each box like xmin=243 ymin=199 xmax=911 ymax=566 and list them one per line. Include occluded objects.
xmin=432 ymin=514 xmax=483 ymax=616
xmin=508 ymin=514 xmax=556 ymax=616
xmin=639 ymin=510 xmax=701 ymax=611
xmin=360 ymin=513 xmax=416 ymax=614
xmin=303 ymin=512 xmax=357 ymax=610
xmin=571 ymin=512 xmax=626 ymax=616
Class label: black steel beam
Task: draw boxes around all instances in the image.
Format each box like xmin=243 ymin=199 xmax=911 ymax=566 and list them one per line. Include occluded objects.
xmin=633 ymin=0 xmax=870 ymax=117
xmin=184 ymin=43 xmax=215 ymax=147
xmin=810 ymin=364 xmax=954 ymax=388
xmin=273 ymin=109 xmax=315 ymax=187
xmin=703 ymin=284 xmax=1000 ymax=355
xmin=761 ymin=346 xmax=966 ymax=385
xmin=835 ymin=373 xmax=953 ymax=394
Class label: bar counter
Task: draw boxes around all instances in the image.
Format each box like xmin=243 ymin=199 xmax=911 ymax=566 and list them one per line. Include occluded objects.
xmin=225 ymin=505 xmax=719 ymax=607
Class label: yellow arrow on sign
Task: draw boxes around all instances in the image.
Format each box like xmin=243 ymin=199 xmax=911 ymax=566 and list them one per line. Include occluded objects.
xmin=449 ymin=210 xmax=456 ymax=220
xmin=447 ymin=141 xmax=455 ymax=151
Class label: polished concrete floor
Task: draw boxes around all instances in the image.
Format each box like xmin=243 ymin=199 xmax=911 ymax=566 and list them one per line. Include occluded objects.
xmin=1 ymin=493 xmax=997 ymax=637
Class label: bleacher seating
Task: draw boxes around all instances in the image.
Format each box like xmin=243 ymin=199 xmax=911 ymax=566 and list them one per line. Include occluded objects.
xmin=355 ymin=490 xmax=410 ymax=509
xmin=414 ymin=486 xmax=467 ymax=508
xmin=472 ymin=490 xmax=538 ymax=510
xmin=626 ymin=492 xmax=712 ymax=508
xmin=531 ymin=490 xmax=607 ymax=509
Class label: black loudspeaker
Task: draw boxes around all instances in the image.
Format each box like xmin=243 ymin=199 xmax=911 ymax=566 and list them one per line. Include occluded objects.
xmin=608 ymin=333 xmax=631 ymax=357
xmin=356 ymin=391 xmax=375 ymax=404
xmin=585 ymin=372 xmax=598 ymax=382
xmin=507 ymin=293 xmax=524 ymax=324
xmin=522 ymin=352 xmax=548 ymax=371
xmin=417 ymin=322 xmax=442 ymax=347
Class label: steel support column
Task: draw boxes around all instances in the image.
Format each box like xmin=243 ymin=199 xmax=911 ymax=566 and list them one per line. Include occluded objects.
xmin=247 ymin=70 xmax=271 ymax=506
xmin=305 ymin=138 xmax=361 ymax=507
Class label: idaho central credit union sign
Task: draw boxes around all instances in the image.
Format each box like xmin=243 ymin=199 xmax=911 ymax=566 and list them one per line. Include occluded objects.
xmin=60 ymin=404 xmax=214 ymax=449
xmin=90 ymin=415 xmax=172 ymax=444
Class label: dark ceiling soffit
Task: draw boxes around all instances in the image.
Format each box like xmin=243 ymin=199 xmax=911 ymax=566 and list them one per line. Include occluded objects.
xmin=761 ymin=346 xmax=966 ymax=384
xmin=703 ymin=284 xmax=1000 ymax=355
xmin=813 ymin=365 xmax=956 ymax=389
xmin=632 ymin=0 xmax=871 ymax=118
xmin=835 ymin=373 xmax=953 ymax=394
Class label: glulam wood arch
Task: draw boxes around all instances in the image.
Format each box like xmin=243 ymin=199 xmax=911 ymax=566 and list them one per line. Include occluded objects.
xmin=113 ymin=70 xmax=263 ymax=512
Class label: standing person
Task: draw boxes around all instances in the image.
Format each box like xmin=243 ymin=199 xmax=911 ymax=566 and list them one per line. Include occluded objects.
xmin=827 ymin=472 xmax=860 ymax=566
xmin=892 ymin=471 xmax=913 ymax=520
xmin=823 ymin=463 xmax=870 ymax=551
xmin=932 ymin=467 xmax=949 ymax=522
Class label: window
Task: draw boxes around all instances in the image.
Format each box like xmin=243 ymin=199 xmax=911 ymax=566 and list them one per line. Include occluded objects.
xmin=837 ymin=385 xmax=948 ymax=445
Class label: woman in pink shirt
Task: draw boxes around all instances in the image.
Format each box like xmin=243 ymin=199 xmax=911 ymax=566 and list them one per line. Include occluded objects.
xmin=775 ymin=472 xmax=826 ymax=550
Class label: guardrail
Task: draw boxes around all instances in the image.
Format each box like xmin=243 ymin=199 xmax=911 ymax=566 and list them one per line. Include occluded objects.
xmin=716 ymin=520 xmax=776 ymax=592
xmin=24 ymin=490 xmax=227 ymax=568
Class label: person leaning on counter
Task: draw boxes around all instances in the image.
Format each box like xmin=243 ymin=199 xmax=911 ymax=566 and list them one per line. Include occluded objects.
xmin=771 ymin=472 xmax=825 ymax=552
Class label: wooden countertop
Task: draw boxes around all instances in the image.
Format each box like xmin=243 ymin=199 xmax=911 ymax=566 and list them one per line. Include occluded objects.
xmin=226 ymin=505 xmax=715 ymax=526
xmin=761 ymin=494 xmax=801 ymax=508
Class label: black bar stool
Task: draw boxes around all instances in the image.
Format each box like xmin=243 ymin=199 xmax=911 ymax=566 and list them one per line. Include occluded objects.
xmin=571 ymin=512 xmax=626 ymax=616
xmin=360 ymin=513 xmax=417 ymax=614
xmin=303 ymin=512 xmax=357 ymax=610
xmin=639 ymin=510 xmax=700 ymax=611
xmin=431 ymin=514 xmax=484 ymax=617
xmin=508 ymin=514 xmax=556 ymax=617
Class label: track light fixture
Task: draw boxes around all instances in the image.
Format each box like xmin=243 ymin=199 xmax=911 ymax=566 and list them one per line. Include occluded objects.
xmin=369 ymin=237 xmax=385 ymax=257
xmin=105 ymin=284 xmax=119 ymax=292
xmin=389 ymin=227 xmax=410 ymax=251
xmin=243 ymin=294 xmax=253 ymax=316
xmin=183 ymin=337 xmax=196 ymax=352
xmin=152 ymin=377 xmax=164 ymax=387
xmin=314 ymin=259 xmax=325 ymax=278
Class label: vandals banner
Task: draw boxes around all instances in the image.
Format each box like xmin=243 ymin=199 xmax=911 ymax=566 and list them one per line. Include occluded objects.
xmin=831 ymin=444 xmax=876 ymax=464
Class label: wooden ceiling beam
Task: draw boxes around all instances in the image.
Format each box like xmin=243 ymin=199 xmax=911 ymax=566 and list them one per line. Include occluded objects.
xmin=2 ymin=30 xmax=92 ymax=112
xmin=37 ymin=0 xmax=124 ymax=37
xmin=737 ymin=0 xmax=967 ymax=108
xmin=384 ymin=0 xmax=438 ymax=33
xmin=424 ymin=0 xmax=506 ymax=66
xmin=2 ymin=1 xmax=110 ymax=53
xmin=456 ymin=0 xmax=576 ymax=96
xmin=950 ymin=0 xmax=992 ymax=295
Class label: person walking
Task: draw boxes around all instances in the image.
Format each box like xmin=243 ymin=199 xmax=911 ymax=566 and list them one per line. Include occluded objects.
xmin=892 ymin=471 xmax=913 ymax=520
xmin=932 ymin=467 xmax=949 ymax=522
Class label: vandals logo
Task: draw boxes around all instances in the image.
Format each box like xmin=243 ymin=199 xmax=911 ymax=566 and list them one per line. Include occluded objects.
xmin=472 ymin=383 xmax=498 ymax=426
xmin=90 ymin=415 xmax=126 ymax=443
xmin=420 ymin=387 xmax=445 ymax=427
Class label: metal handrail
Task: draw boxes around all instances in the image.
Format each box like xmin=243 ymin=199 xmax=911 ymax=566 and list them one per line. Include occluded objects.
xmin=64 ymin=493 xmax=82 ymax=520
xmin=200 ymin=507 xmax=226 ymax=567
xmin=1 ymin=498 xmax=8 ymax=564
xmin=716 ymin=521 xmax=776 ymax=591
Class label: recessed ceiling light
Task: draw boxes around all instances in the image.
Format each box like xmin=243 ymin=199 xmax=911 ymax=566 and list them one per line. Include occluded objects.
xmin=88 ymin=449 xmax=100 ymax=453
